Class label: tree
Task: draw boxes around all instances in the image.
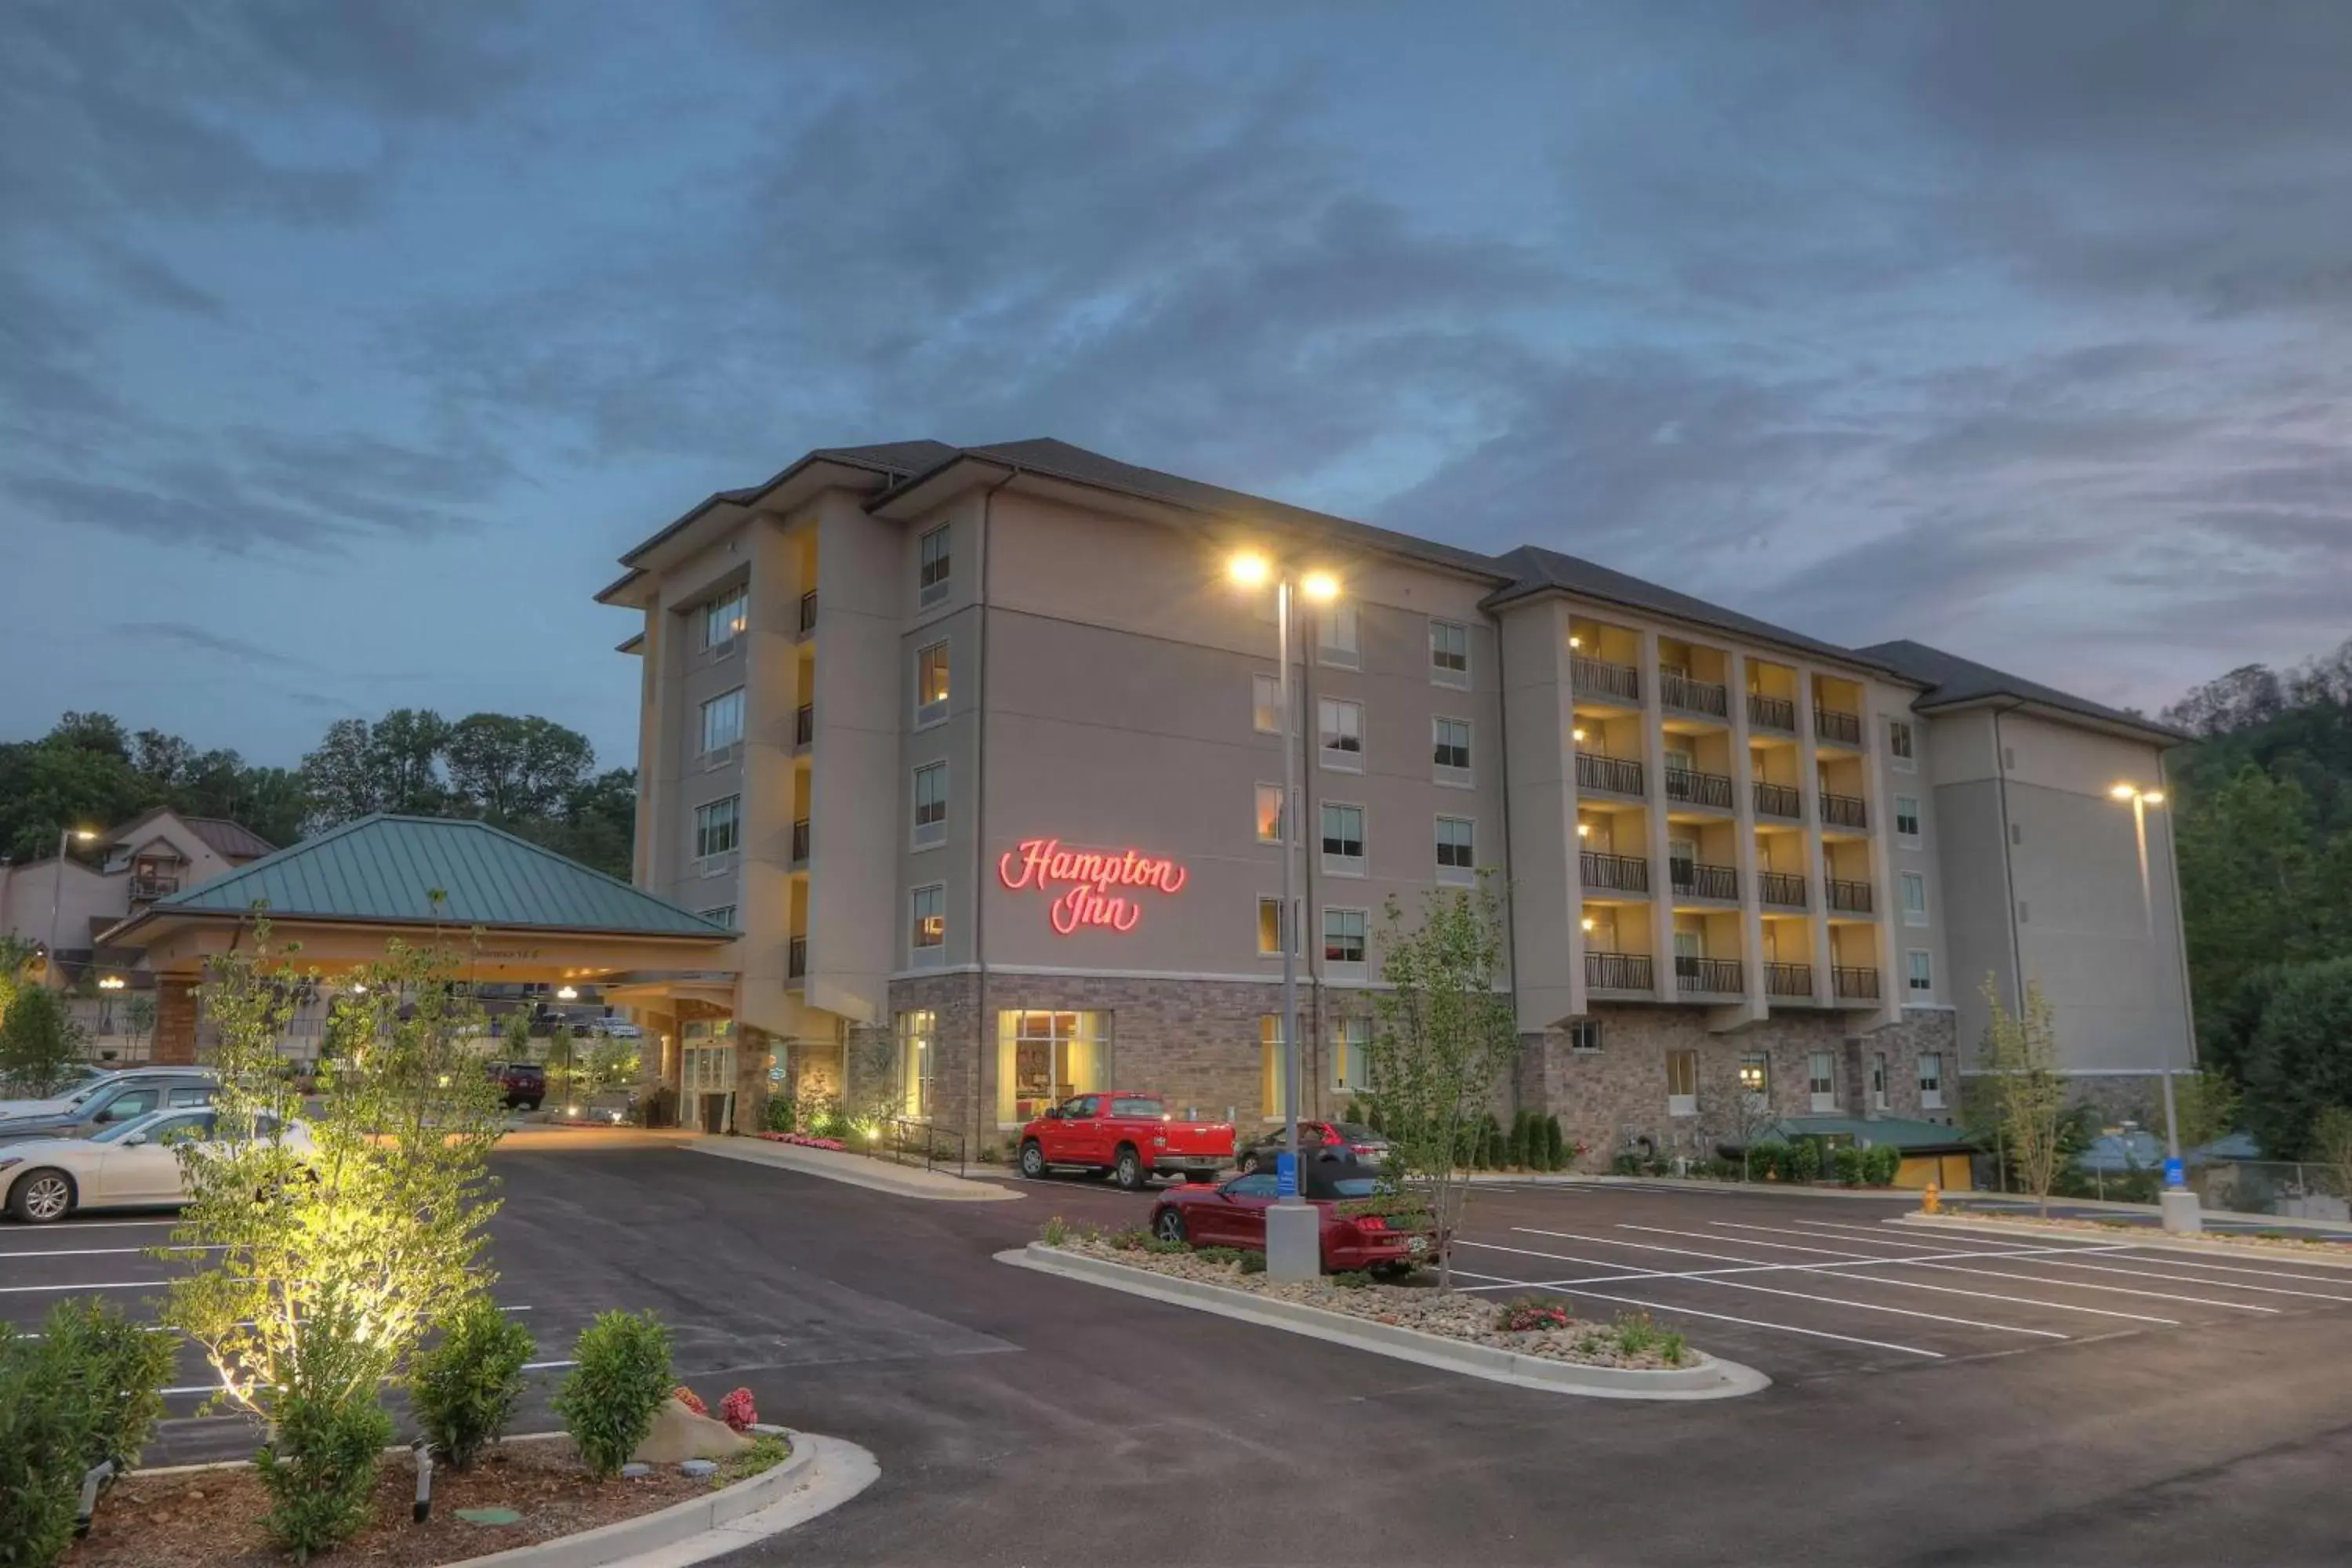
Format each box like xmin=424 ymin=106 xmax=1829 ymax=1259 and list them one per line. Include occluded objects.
xmin=1707 ymin=1054 xmax=1780 ymax=1179
xmin=122 ymin=992 xmax=158 ymax=1061
xmin=1363 ymin=877 xmax=1520 ymax=1288
xmin=0 ymin=985 xmax=87 ymax=1096
xmin=2313 ymin=1105 xmax=2352 ymax=1208
xmin=444 ymin=714 xmax=594 ymax=824
xmin=2169 ymin=1069 xmax=2241 ymax=1151
xmin=2240 ymin=956 xmax=2352 ymax=1160
xmin=1983 ymin=975 xmax=2068 ymax=1215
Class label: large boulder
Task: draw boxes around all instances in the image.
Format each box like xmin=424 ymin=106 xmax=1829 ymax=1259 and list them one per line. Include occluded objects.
xmin=631 ymin=1396 xmax=754 ymax=1463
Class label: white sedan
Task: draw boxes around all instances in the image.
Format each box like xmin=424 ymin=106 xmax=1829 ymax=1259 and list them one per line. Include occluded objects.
xmin=0 ymin=1107 xmax=314 ymax=1224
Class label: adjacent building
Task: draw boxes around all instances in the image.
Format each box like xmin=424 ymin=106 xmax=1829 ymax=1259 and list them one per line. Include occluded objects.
xmin=596 ymin=438 xmax=2192 ymax=1160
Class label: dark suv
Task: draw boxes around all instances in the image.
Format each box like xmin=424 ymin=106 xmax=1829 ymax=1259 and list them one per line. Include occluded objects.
xmin=0 ymin=1069 xmax=218 ymax=1142
xmin=488 ymin=1062 xmax=546 ymax=1112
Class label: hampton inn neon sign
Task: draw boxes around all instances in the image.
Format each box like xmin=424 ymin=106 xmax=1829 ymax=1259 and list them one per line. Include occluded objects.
xmin=996 ymin=838 xmax=1189 ymax=935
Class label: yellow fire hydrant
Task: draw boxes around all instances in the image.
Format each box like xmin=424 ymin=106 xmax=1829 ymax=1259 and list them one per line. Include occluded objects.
xmin=1921 ymin=1181 xmax=1943 ymax=1215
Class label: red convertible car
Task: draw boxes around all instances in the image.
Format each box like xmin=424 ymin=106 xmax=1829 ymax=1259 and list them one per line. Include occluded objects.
xmin=1146 ymin=1156 xmax=1427 ymax=1275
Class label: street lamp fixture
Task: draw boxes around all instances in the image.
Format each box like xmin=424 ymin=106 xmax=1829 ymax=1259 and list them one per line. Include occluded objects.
xmin=555 ymin=985 xmax=579 ymax=1001
xmin=43 ymin=826 xmax=102 ymax=980
xmin=98 ymin=975 xmax=125 ymax=991
xmin=2112 ymin=782 xmax=2200 ymax=1232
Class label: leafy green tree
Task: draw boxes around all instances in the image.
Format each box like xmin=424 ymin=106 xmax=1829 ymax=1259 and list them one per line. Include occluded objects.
xmin=2241 ymin=956 xmax=2352 ymax=1160
xmin=1983 ymin=975 xmax=2067 ymax=1215
xmin=445 ymin=713 xmax=594 ymax=823
xmin=0 ymin=985 xmax=87 ymax=1097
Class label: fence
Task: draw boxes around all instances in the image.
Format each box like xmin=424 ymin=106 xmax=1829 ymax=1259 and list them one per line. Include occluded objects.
xmin=862 ymin=1116 xmax=970 ymax=1179
xmin=2194 ymin=1160 xmax=2350 ymax=1221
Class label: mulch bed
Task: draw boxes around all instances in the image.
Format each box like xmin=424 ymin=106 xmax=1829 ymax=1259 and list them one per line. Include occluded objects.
xmin=72 ymin=1435 xmax=753 ymax=1568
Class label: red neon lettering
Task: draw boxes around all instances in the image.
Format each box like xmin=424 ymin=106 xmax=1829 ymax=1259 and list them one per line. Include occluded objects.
xmin=998 ymin=837 xmax=1185 ymax=935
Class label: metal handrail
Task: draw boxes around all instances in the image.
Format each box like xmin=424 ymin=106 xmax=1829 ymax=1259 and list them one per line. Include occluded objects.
xmin=798 ymin=590 xmax=818 ymax=634
xmin=1828 ymin=878 xmax=1875 ymax=913
xmin=1815 ymin=706 xmax=1863 ymax=746
xmin=1753 ymin=780 xmax=1802 ymax=819
xmin=1671 ymin=860 xmax=1739 ymax=901
xmin=1575 ymin=751 xmax=1646 ymax=797
xmin=1675 ymin=956 xmax=1744 ymax=994
xmin=1821 ymin=793 xmax=1867 ymax=829
xmin=1833 ymin=965 xmax=1881 ymax=999
xmin=1759 ymin=869 xmax=1808 ymax=908
xmin=1664 ymin=766 xmax=1734 ymax=809
xmin=1572 ymin=655 xmax=1641 ymax=704
xmin=794 ymin=704 xmax=815 ymax=746
xmin=1580 ymin=850 xmax=1650 ymax=892
xmin=1585 ymin=950 xmax=1654 ymax=991
xmin=1766 ymin=960 xmax=1814 ymax=996
xmin=866 ymin=1116 xmax=968 ymax=1179
xmin=1748 ymin=692 xmax=1797 ymax=731
xmin=791 ymin=819 xmax=811 ymax=864
xmin=1660 ymin=670 xmax=1729 ymax=717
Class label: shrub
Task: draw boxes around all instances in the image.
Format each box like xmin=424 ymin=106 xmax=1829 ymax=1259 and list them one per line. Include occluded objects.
xmin=1544 ymin=1116 xmax=1566 ymax=1171
xmin=672 ymin=1385 xmax=707 ymax=1415
xmin=717 ymin=1388 xmax=757 ymax=1432
xmin=1195 ymin=1247 xmax=1247 ymax=1266
xmin=1611 ymin=1150 xmax=1646 ymax=1176
xmin=1504 ymin=1111 xmax=1529 ymax=1170
xmin=1782 ymin=1138 xmax=1822 ymax=1183
xmin=1862 ymin=1145 xmax=1903 ymax=1187
xmin=554 ymin=1311 xmax=674 ymax=1479
xmin=1238 ymin=1249 xmax=1268 ymax=1274
xmin=41 ymin=1296 xmax=172 ymax=1476
xmin=1832 ymin=1146 xmax=1866 ymax=1187
xmin=1479 ymin=1111 xmax=1506 ymax=1169
xmin=1040 ymin=1214 xmax=1069 ymax=1247
xmin=1613 ymin=1311 xmax=1663 ymax=1358
xmin=717 ymin=1432 xmax=789 ymax=1484
xmin=1657 ymin=1331 xmax=1689 ymax=1367
xmin=1142 ymin=1236 xmax=1191 ymax=1255
xmin=1105 ymin=1227 xmax=1151 ymax=1251
xmin=0 ymin=1323 xmax=89 ymax=1568
xmin=1495 ymin=1296 xmax=1571 ymax=1332
xmin=410 ymin=1297 xmax=535 ymax=1469
xmin=257 ymin=1386 xmax=395 ymax=1561
xmin=1329 ymin=1271 xmax=1374 ymax=1290
xmin=1749 ymin=1142 xmax=1783 ymax=1181
xmin=763 ymin=1096 xmax=795 ymax=1134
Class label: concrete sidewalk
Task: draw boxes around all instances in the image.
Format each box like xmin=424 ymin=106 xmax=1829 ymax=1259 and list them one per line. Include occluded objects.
xmin=688 ymin=1136 xmax=1025 ymax=1202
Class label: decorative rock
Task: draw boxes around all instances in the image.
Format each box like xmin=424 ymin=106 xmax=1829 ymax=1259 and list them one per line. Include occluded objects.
xmin=678 ymin=1458 xmax=718 ymax=1478
xmin=630 ymin=1396 xmax=755 ymax=1463
xmin=620 ymin=1463 xmax=652 ymax=1479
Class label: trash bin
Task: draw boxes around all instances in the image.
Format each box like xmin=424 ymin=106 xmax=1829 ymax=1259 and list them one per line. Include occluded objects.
xmin=699 ymin=1093 xmax=728 ymax=1134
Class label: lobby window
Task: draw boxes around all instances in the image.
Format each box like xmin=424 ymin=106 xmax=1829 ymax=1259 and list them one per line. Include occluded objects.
xmin=703 ymin=586 xmax=747 ymax=652
xmin=699 ymin=905 xmax=736 ymax=928
xmin=1257 ymin=896 xmax=1296 ymax=956
xmin=694 ymin=796 xmax=740 ymax=861
xmin=909 ymin=884 xmax=946 ymax=962
xmin=1568 ymin=1018 xmax=1603 ymax=1054
xmin=1321 ymin=802 xmax=1366 ymax=876
xmin=1319 ymin=698 xmax=1363 ymax=771
xmin=1738 ymin=1051 xmax=1770 ymax=1109
xmin=1900 ymin=870 xmax=1929 ymax=926
xmin=1907 ymin=948 xmax=1933 ymax=996
xmin=1889 ymin=719 xmax=1916 ymax=771
xmin=915 ymin=641 xmax=950 ymax=727
xmin=1253 ymin=673 xmax=1283 ymax=734
xmin=918 ymin=523 xmax=951 ymax=608
xmin=700 ymin=687 xmax=745 ymax=757
xmin=1333 ymin=1016 xmax=1371 ymax=1094
xmin=912 ymin=761 xmax=948 ymax=848
xmin=1808 ymin=1051 xmax=1836 ymax=1112
xmin=1666 ymin=1049 xmax=1698 ymax=1117
xmin=1259 ymin=1014 xmax=1289 ymax=1119
xmin=998 ymin=1010 xmax=1109 ymax=1125
xmin=1895 ymin=794 xmax=1921 ymax=844
xmin=1432 ymin=717 xmax=1472 ymax=782
xmin=1430 ymin=619 xmax=1469 ymax=687
xmin=1319 ymin=603 xmax=1359 ymax=668
xmin=1255 ymin=782 xmax=1287 ymax=844
xmin=1918 ymin=1052 xmax=1945 ymax=1110
xmin=1324 ymin=907 xmax=1368 ymax=972
xmin=896 ymin=1009 xmax=936 ymax=1120
xmin=1436 ymin=815 xmax=1475 ymax=884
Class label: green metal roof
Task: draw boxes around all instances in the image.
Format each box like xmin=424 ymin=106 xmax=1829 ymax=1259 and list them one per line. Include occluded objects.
xmin=1757 ymin=1116 xmax=1981 ymax=1152
xmin=155 ymin=815 xmax=735 ymax=938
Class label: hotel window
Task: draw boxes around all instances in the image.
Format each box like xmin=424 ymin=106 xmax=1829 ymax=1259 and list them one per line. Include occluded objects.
xmin=1900 ymin=870 xmax=1929 ymax=926
xmin=918 ymin=523 xmax=951 ymax=608
xmin=693 ymin=796 xmax=740 ymax=860
xmin=1253 ymin=673 xmax=1283 ymax=734
xmin=1323 ymin=907 xmax=1368 ymax=971
xmin=1254 ymin=782 xmax=1287 ymax=844
xmin=703 ymin=586 xmax=747 ymax=652
xmin=1319 ymin=698 xmax=1363 ymax=771
xmin=1259 ymin=1015 xmax=1290 ymax=1119
xmin=1333 ymin=1016 xmax=1372 ymax=1094
xmin=1257 ymin=896 xmax=1296 ymax=956
xmin=699 ymin=688 xmax=745 ymax=757
xmin=1666 ymin=1049 xmax=1698 ymax=1117
xmin=909 ymin=884 xmax=946 ymax=962
xmin=1436 ymin=815 xmax=1475 ymax=884
xmin=912 ymin=761 xmax=948 ymax=848
xmin=1808 ymin=1051 xmax=1836 ymax=1112
xmin=896 ymin=1009 xmax=936 ymax=1120
xmin=1320 ymin=802 xmax=1365 ymax=876
xmin=1907 ymin=948 xmax=1933 ymax=996
xmin=1569 ymin=1018 xmax=1603 ymax=1053
xmin=915 ymin=641 xmax=950 ymax=726
xmin=699 ymin=905 xmax=736 ymax=928
xmin=1889 ymin=719 xmax=1916 ymax=771
xmin=1429 ymin=619 xmax=1469 ymax=687
xmin=1432 ymin=717 xmax=1472 ymax=784
xmin=1894 ymin=794 xmax=1921 ymax=844
xmin=1738 ymin=1051 xmax=1770 ymax=1109
xmin=1319 ymin=603 xmax=1359 ymax=668
xmin=1918 ymin=1051 xmax=1945 ymax=1110
xmin=997 ymin=1010 xmax=1109 ymax=1125
xmin=1871 ymin=1051 xmax=1889 ymax=1111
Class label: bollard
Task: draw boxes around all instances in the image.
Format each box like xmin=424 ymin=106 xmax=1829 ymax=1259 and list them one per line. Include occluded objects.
xmin=413 ymin=1439 xmax=434 ymax=1523
xmin=1922 ymin=1181 xmax=1942 ymax=1215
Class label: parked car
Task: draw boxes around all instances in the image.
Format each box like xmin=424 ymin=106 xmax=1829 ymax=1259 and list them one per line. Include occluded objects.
xmin=1147 ymin=1153 xmax=1428 ymax=1274
xmin=1018 ymin=1093 xmax=1235 ymax=1190
xmin=0 ymin=1062 xmax=111 ymax=1100
xmin=487 ymin=1061 xmax=546 ymax=1111
xmin=1236 ymin=1120 xmax=1390 ymax=1174
xmin=0 ymin=1069 xmax=218 ymax=1142
xmin=0 ymin=1106 xmax=315 ymax=1223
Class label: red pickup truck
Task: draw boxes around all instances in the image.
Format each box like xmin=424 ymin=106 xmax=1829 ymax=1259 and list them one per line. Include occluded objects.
xmin=1017 ymin=1093 xmax=1234 ymax=1191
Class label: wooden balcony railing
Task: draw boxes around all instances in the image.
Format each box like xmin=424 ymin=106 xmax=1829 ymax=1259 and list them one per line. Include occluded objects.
xmin=1766 ymin=960 xmax=1814 ymax=996
xmin=1585 ymin=950 xmax=1654 ymax=992
xmin=1821 ymin=793 xmax=1867 ymax=829
xmin=1664 ymin=765 xmax=1734 ymax=810
xmin=1759 ymin=870 xmax=1808 ymax=909
xmin=1833 ymin=965 xmax=1881 ymax=1000
xmin=1579 ymin=850 xmax=1650 ymax=893
xmin=1747 ymin=692 xmax=1797 ymax=732
xmin=1828 ymin=878 xmax=1875 ymax=913
xmin=1815 ymin=706 xmax=1863 ymax=746
xmin=1575 ymin=751 xmax=1646 ymax=797
xmin=1671 ymin=860 xmax=1739 ymax=901
xmin=1660 ymin=670 xmax=1729 ymax=718
xmin=1572 ymin=655 xmax=1642 ymax=705
xmin=1675 ymin=956 xmax=1744 ymax=995
xmin=1753 ymin=780 xmax=1802 ymax=820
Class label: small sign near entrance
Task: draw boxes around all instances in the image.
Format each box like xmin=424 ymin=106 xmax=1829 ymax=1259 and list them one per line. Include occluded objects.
xmin=1276 ymin=1150 xmax=1298 ymax=1198
xmin=2163 ymin=1156 xmax=2185 ymax=1188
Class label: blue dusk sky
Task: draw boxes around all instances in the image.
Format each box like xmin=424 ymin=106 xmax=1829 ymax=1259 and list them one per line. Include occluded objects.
xmin=4 ymin=1 xmax=2347 ymax=770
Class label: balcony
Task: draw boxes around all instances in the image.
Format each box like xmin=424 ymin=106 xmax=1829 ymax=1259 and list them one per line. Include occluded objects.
xmin=1828 ymin=878 xmax=1875 ymax=914
xmin=1572 ymin=655 xmax=1641 ymax=706
xmin=1748 ymin=692 xmax=1797 ymax=732
xmin=1660 ymin=669 xmax=1729 ymax=719
xmin=1585 ymin=950 xmax=1654 ymax=993
xmin=797 ymin=590 xmax=818 ymax=636
xmin=793 ymin=703 xmax=815 ymax=748
xmin=1821 ymin=793 xmax=1867 ymax=830
xmin=1580 ymin=850 xmax=1650 ymax=894
xmin=1833 ymin=965 xmax=1881 ymax=1000
xmin=1753 ymin=780 xmax=1802 ymax=820
xmin=1766 ymin=960 xmax=1814 ymax=997
xmin=1575 ymin=751 xmax=1646 ymax=798
xmin=790 ymin=818 xmax=811 ymax=866
xmin=1816 ymin=706 xmax=1863 ymax=746
xmin=1670 ymin=860 xmax=1739 ymax=902
xmin=1674 ymin=956 xmax=1744 ymax=996
xmin=1759 ymin=870 xmax=1808 ymax=909
xmin=127 ymin=875 xmax=180 ymax=902
xmin=1664 ymin=765 xmax=1734 ymax=811
xmin=787 ymin=935 xmax=808 ymax=981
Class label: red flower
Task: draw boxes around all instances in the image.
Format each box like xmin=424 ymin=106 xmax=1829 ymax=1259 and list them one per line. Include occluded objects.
xmin=672 ymin=1385 xmax=707 ymax=1415
xmin=718 ymin=1387 xmax=758 ymax=1432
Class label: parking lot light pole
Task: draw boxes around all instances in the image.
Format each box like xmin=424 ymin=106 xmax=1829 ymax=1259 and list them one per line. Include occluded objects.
xmin=1232 ymin=553 xmax=1338 ymax=1283
xmin=2113 ymin=783 xmax=2201 ymax=1234
xmin=44 ymin=826 xmax=99 ymax=982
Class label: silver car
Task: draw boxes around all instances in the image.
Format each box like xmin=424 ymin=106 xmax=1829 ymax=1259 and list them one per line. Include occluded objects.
xmin=0 ymin=1105 xmax=314 ymax=1223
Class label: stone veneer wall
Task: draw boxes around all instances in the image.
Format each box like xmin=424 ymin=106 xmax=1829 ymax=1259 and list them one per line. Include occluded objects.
xmin=1517 ymin=1005 xmax=1961 ymax=1170
xmin=1961 ymin=1070 xmax=2183 ymax=1131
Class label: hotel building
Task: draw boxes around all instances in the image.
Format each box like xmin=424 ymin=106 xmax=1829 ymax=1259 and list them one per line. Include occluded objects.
xmin=595 ymin=439 xmax=2192 ymax=1160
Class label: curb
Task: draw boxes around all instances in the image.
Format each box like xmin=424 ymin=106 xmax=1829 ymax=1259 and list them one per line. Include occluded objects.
xmin=1001 ymin=1244 xmax=1768 ymax=1401
xmin=1472 ymin=1174 xmax=1919 ymax=1200
xmin=1893 ymin=1212 xmax=2352 ymax=1267
xmin=686 ymin=1137 xmax=1024 ymax=1202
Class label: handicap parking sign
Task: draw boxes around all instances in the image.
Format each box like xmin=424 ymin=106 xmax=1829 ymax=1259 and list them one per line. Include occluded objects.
xmin=2164 ymin=1156 xmax=2185 ymax=1187
xmin=1276 ymin=1150 xmax=1298 ymax=1197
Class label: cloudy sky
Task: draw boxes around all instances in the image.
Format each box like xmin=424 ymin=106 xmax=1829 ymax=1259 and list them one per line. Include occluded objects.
xmin=5 ymin=1 xmax=2347 ymax=769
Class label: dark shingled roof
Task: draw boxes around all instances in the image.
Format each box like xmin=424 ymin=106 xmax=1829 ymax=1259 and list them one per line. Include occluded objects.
xmin=1854 ymin=640 xmax=2187 ymax=741
xmin=181 ymin=816 xmax=276 ymax=862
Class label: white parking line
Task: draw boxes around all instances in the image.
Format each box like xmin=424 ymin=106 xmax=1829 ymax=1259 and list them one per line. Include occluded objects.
xmin=0 ymin=1218 xmax=183 ymax=1234
xmin=0 ymin=1279 xmax=164 ymax=1294
xmin=0 ymin=1244 xmax=225 ymax=1261
xmin=1449 ymin=1267 xmax=1944 ymax=1358
xmin=2096 ymin=1250 xmax=2352 ymax=1286
xmin=1716 ymin=1219 xmax=2043 ymax=1253
xmin=161 ymin=1351 xmax=574 ymax=1400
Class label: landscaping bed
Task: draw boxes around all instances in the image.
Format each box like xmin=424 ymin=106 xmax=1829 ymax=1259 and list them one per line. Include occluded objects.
xmin=70 ymin=1433 xmax=790 ymax=1568
xmin=1046 ymin=1230 xmax=1697 ymax=1370
xmin=1926 ymin=1207 xmax=2352 ymax=1254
